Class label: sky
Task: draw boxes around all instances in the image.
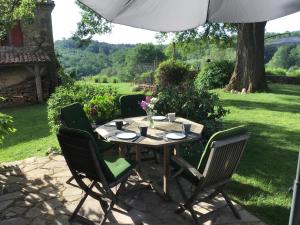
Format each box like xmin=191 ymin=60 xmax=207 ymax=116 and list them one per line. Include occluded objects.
xmin=52 ymin=0 xmax=300 ymax=44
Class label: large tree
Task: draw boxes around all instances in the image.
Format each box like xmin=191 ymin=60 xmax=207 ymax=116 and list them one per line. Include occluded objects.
xmin=227 ymin=22 xmax=268 ymax=92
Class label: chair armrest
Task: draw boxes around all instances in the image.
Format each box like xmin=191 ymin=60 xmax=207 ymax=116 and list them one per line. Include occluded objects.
xmin=171 ymin=155 xmax=204 ymax=180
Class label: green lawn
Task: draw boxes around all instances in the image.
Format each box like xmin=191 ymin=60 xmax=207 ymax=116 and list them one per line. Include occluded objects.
xmin=0 ymin=83 xmax=300 ymax=225
xmin=0 ymin=104 xmax=58 ymax=162
xmin=216 ymin=83 xmax=300 ymax=225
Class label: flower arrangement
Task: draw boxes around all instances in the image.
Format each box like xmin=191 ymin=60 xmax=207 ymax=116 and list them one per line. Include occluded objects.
xmin=139 ymin=96 xmax=158 ymax=113
xmin=139 ymin=96 xmax=158 ymax=128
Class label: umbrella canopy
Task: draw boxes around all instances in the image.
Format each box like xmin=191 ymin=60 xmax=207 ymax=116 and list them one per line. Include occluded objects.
xmin=79 ymin=0 xmax=300 ymax=32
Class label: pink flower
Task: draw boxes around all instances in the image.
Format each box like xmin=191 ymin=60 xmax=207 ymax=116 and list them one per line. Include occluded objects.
xmin=145 ymin=96 xmax=151 ymax=103
xmin=139 ymin=100 xmax=148 ymax=111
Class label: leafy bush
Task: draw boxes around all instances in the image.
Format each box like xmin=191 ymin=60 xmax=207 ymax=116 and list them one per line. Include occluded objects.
xmin=58 ymin=69 xmax=75 ymax=86
xmin=195 ymin=60 xmax=234 ymax=90
xmin=135 ymin=71 xmax=155 ymax=84
xmin=155 ymin=83 xmax=229 ymax=140
xmin=286 ymin=68 xmax=300 ymax=77
xmin=94 ymin=77 xmax=100 ymax=83
xmin=111 ymin=76 xmax=119 ymax=83
xmin=102 ymin=76 xmax=109 ymax=83
xmin=84 ymin=95 xmax=119 ymax=124
xmin=47 ymin=84 xmax=118 ymax=133
xmin=155 ymin=60 xmax=191 ymax=88
xmin=0 ymin=97 xmax=16 ymax=144
xmin=266 ymin=67 xmax=287 ymax=76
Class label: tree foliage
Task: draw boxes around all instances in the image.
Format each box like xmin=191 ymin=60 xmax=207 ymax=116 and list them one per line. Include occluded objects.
xmin=267 ymin=45 xmax=300 ymax=69
xmin=73 ymin=0 xmax=112 ymax=42
xmin=0 ymin=97 xmax=16 ymax=144
xmin=0 ymin=0 xmax=37 ymax=40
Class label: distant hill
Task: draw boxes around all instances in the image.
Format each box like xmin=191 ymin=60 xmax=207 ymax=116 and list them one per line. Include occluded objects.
xmin=55 ymin=39 xmax=136 ymax=76
xmin=267 ymin=36 xmax=300 ymax=46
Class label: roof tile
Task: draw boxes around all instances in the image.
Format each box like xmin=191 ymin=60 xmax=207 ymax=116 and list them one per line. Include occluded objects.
xmin=0 ymin=51 xmax=51 ymax=65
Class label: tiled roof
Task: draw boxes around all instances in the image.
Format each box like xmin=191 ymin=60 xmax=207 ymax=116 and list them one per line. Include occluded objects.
xmin=0 ymin=51 xmax=51 ymax=65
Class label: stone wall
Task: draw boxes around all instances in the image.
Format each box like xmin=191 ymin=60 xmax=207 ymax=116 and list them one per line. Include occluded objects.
xmin=22 ymin=2 xmax=55 ymax=55
xmin=0 ymin=73 xmax=50 ymax=108
xmin=266 ymin=75 xmax=300 ymax=85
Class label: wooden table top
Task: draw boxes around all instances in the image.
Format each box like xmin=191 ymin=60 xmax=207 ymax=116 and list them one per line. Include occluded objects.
xmin=95 ymin=116 xmax=204 ymax=147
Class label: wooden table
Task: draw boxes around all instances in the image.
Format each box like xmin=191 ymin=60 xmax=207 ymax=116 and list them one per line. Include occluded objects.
xmin=95 ymin=116 xmax=204 ymax=197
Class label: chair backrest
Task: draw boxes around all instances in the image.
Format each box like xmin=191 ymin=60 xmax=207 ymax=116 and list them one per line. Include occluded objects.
xmin=119 ymin=94 xmax=146 ymax=118
xmin=60 ymin=103 xmax=94 ymax=135
xmin=197 ymin=125 xmax=248 ymax=173
xmin=201 ymin=133 xmax=249 ymax=189
xmin=57 ymin=127 xmax=101 ymax=180
xmin=57 ymin=128 xmax=106 ymax=183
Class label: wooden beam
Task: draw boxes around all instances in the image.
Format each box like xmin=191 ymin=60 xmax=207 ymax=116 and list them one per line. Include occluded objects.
xmin=34 ymin=64 xmax=43 ymax=103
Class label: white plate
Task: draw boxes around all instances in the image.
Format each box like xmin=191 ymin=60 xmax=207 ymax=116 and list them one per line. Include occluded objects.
xmin=116 ymin=132 xmax=137 ymax=140
xmin=152 ymin=116 xmax=166 ymax=121
xmin=166 ymin=133 xmax=186 ymax=140
xmin=108 ymin=121 xmax=128 ymax=126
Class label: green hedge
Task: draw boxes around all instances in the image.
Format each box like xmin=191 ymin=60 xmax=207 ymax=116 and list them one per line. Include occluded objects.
xmin=47 ymin=83 xmax=119 ymax=133
xmin=195 ymin=60 xmax=234 ymax=90
xmin=155 ymin=60 xmax=192 ymax=88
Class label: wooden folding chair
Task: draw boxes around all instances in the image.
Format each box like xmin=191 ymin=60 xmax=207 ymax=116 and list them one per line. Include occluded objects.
xmin=60 ymin=103 xmax=115 ymax=186
xmin=171 ymin=126 xmax=250 ymax=225
xmin=57 ymin=127 xmax=136 ymax=225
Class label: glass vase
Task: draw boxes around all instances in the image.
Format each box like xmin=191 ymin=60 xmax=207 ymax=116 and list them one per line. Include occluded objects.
xmin=147 ymin=110 xmax=155 ymax=128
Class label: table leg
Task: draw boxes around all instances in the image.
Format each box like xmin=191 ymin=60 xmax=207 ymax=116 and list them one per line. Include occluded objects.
xmin=163 ymin=145 xmax=170 ymax=196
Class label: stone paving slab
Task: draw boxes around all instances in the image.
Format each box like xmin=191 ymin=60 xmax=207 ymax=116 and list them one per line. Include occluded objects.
xmin=0 ymin=155 xmax=267 ymax=225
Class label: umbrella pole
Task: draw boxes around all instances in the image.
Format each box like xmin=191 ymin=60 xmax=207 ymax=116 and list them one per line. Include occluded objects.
xmin=289 ymin=150 xmax=300 ymax=225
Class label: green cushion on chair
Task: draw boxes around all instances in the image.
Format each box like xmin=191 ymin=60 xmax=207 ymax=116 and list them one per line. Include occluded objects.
xmin=101 ymin=156 xmax=135 ymax=183
xmin=197 ymin=125 xmax=247 ymax=173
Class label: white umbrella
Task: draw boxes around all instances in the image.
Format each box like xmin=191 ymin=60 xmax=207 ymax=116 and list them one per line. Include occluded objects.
xmin=78 ymin=0 xmax=300 ymax=32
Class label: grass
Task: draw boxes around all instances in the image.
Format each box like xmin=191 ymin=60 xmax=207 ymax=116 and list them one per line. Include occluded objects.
xmin=1 ymin=83 xmax=300 ymax=225
xmin=215 ymin=83 xmax=300 ymax=225
xmin=0 ymin=104 xmax=58 ymax=162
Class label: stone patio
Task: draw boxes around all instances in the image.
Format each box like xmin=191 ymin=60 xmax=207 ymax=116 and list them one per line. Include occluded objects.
xmin=0 ymin=155 xmax=266 ymax=225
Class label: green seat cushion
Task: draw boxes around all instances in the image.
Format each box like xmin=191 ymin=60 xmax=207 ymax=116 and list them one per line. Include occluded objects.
xmin=101 ymin=156 xmax=135 ymax=183
xmin=197 ymin=125 xmax=247 ymax=173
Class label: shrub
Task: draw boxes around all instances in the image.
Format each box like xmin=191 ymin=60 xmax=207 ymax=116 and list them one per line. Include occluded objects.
xmin=58 ymin=69 xmax=75 ymax=86
xmin=47 ymin=84 xmax=118 ymax=133
xmin=286 ymin=68 xmax=300 ymax=77
xmin=155 ymin=60 xmax=191 ymax=88
xmin=83 ymin=95 xmax=119 ymax=124
xmin=111 ymin=77 xmax=119 ymax=83
xmin=195 ymin=60 xmax=234 ymax=90
xmin=102 ymin=76 xmax=109 ymax=83
xmin=0 ymin=98 xmax=16 ymax=144
xmin=155 ymin=82 xmax=229 ymax=140
xmin=94 ymin=77 xmax=100 ymax=83
xmin=139 ymin=71 xmax=155 ymax=84
xmin=266 ymin=67 xmax=287 ymax=76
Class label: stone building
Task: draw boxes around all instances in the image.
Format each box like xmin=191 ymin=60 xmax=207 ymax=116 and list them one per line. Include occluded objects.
xmin=0 ymin=0 xmax=57 ymax=107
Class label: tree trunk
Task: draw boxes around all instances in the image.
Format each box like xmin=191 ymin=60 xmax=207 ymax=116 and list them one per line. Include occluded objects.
xmin=226 ymin=22 xmax=268 ymax=93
